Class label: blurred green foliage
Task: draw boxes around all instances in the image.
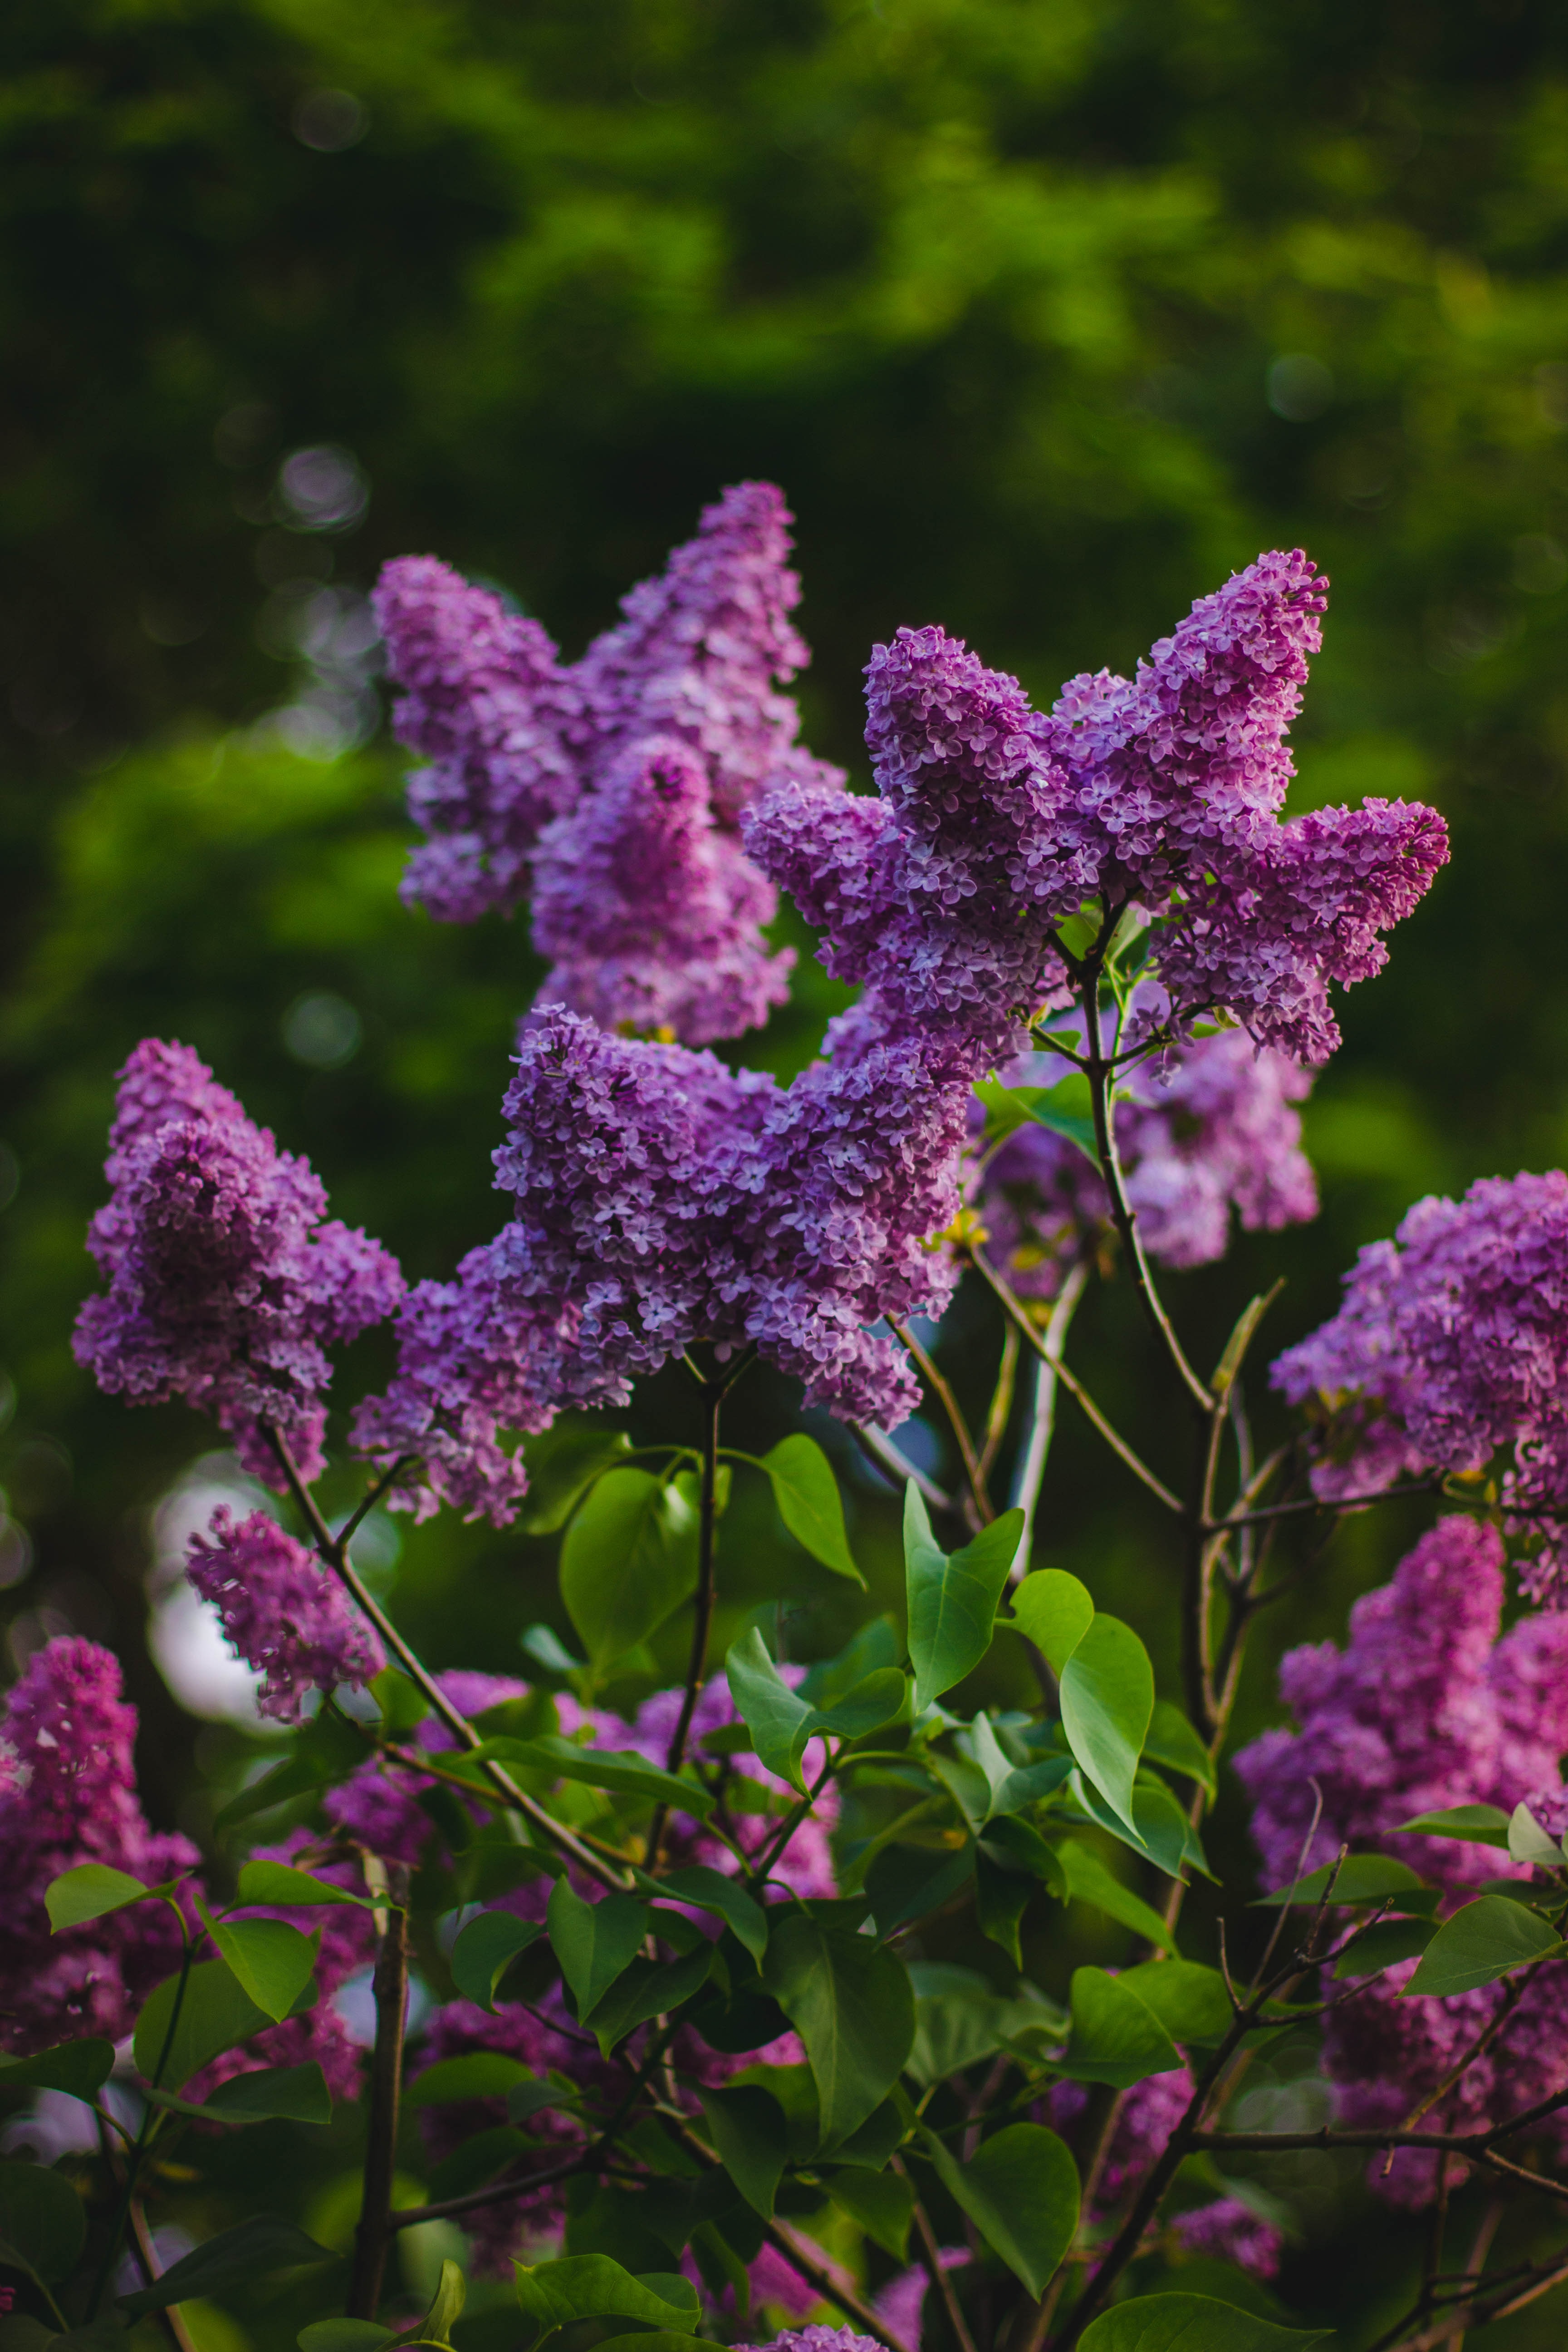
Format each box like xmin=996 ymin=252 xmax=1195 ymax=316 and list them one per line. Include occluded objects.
xmin=3 ymin=6 xmax=1568 ymax=2333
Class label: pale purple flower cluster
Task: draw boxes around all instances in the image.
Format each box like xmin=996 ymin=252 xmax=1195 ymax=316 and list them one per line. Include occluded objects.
xmin=747 ymin=554 xmax=1446 ymax=1070
xmin=734 ymin=2332 xmax=882 ymax=2352
xmin=381 ymin=483 xmax=832 ymax=1043
xmin=0 ymin=1638 xmax=198 ymax=2052
xmin=1235 ymin=1518 xmax=1568 ymax=1892
xmin=185 ymin=1507 xmax=384 ymax=1721
xmin=975 ymin=1026 xmax=1317 ymax=1300
xmin=74 ymin=1041 xmax=403 ymax=1485
xmin=624 ymin=1673 xmax=838 ymax=1898
xmin=1171 ymin=2198 xmax=1283 ymax=2279
xmin=1050 ymin=2068 xmax=1193 ymax=2212
xmin=354 ymin=1006 xmax=964 ymax=1519
xmin=1274 ymin=1172 xmax=1568 ymax=1599
xmin=531 ymin=739 xmax=793 ymax=1045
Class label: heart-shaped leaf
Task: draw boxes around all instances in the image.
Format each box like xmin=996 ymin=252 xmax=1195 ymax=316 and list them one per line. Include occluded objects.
xmin=760 ymin=1434 xmax=862 ymax=1582
xmin=905 ymin=1489 xmax=1023 ymax=1711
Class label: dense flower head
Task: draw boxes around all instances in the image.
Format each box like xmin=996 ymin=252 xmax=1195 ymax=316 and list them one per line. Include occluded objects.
xmin=185 ymin=1507 xmax=384 ymax=1721
xmin=355 ymin=1006 xmax=964 ymax=1519
xmin=323 ymin=1670 xmax=531 ymax=1860
xmin=1273 ymin=1172 xmax=1568 ymax=1599
xmin=974 ymin=1026 xmax=1316 ymax=1299
xmin=74 ymin=1040 xmax=403 ymax=1485
xmin=1235 ymin=1518 xmax=1568 ymax=1892
xmin=531 ymin=739 xmax=794 ymax=1044
xmin=732 ymin=2332 xmax=883 ymax=2352
xmin=375 ymin=556 xmax=582 ymax=922
xmin=1049 ymin=2068 xmax=1193 ymax=2212
xmin=1171 ymin=2198 xmax=1283 ymax=2278
xmin=382 ymin=484 xmax=834 ymax=1046
xmin=0 ymin=1637 xmax=199 ymax=2052
xmin=747 ymin=554 xmax=1446 ymax=1072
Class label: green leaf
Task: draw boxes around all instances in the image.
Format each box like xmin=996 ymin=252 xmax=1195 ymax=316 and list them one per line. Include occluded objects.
xmin=865 ymin=1841 xmax=976 ymax=1937
xmin=762 ymin=1911 xmax=915 ymax=2146
xmin=585 ymin=1945 xmax=713 ymax=2055
xmin=1008 ymin=1570 xmax=1093 ymax=1676
xmin=520 ymin=1429 xmax=635 ymax=1534
xmin=0 ymin=2039 xmax=115 ymax=2100
xmin=980 ymin=1814 xmax=1068 ymax=1895
xmin=760 ymin=1434 xmax=862 ymax=1582
xmin=298 ymin=2323 xmax=394 ymax=2352
xmin=118 ymin=2218 xmax=334 ymax=2317
xmin=698 ymin=2086 xmax=787 ymax=2218
xmin=904 ymin=1487 xmax=1024 ymax=1710
xmin=1117 ymin=1961 xmax=1233 ymax=2048
xmin=132 ymin=1959 xmax=274 ymax=2090
xmin=1396 ymin=1803 xmax=1512 ymax=1848
xmin=1063 ymin=1965 xmax=1184 ymax=2088
xmin=368 ymin=1666 xmax=428 ymax=1737
xmin=407 ymin=2052 xmax=538 ymax=2107
xmin=211 ymin=1708 xmax=366 ymax=1835
xmin=450 ymin=1912 xmax=544 ymax=2011
xmin=1078 ymin=2293 xmax=1330 ymax=2350
xmin=1332 ymin=1918 xmax=1437 ymax=1978
xmin=415 ymin=2257 xmax=466 ymax=2349
xmin=975 ymin=1848 xmax=1032 ymax=1965
xmin=475 ymin=1735 xmax=715 ymax=1819
xmin=1058 ymin=1613 xmax=1154 ymax=1833
xmin=1404 ymin=1893 xmax=1566 ymax=1996
xmin=429 ymin=2124 xmax=532 ymax=2202
xmin=1052 ymin=1840 xmax=1177 ymax=1952
xmin=967 ymin=1714 xmax=1073 ymax=1820
xmin=1069 ymin=1770 xmax=1208 ymax=1883
xmin=918 ymin=2122 xmax=1079 ymax=2296
xmin=200 ymin=1910 xmax=317 ymax=2025
xmin=725 ymin=1629 xmax=818 ymax=1795
xmin=44 ymin=1864 xmax=155 ymax=1931
xmin=0 ymin=2159 xmax=86 ymax=2283
xmin=1143 ymin=1700 xmax=1217 ymax=1799
xmin=547 ymin=1880 xmax=649 ymax=2019
xmin=1252 ymin=1855 xmax=1436 ymax=1911
xmin=1509 ymin=1802 xmax=1564 ymax=1868
xmin=559 ymin=1469 xmax=699 ymax=1672
xmin=798 ymin=1617 xmax=904 ymax=1709
xmin=514 ymin=2254 xmax=699 ymax=2344
xmin=823 ymin=2165 xmax=916 ymax=2259
xmin=234 ymin=1860 xmax=379 ymax=1911
xmin=975 ymin=1075 xmax=1100 ymax=1163
xmin=642 ymin=1867 xmax=766 ymax=1964
xmin=147 ymin=2061 xmax=333 ymax=2127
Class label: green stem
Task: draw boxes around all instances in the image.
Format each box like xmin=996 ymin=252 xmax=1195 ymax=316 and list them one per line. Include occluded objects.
xmin=647 ymin=1373 xmax=725 ymax=1870
xmin=347 ymin=1864 xmax=411 ymax=2319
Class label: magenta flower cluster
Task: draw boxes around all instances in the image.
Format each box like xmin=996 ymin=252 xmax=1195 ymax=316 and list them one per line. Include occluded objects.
xmin=747 ymin=551 xmax=1446 ymax=1070
xmin=185 ymin=1506 xmax=384 ymax=1720
xmin=1274 ymin=1171 xmax=1568 ymax=1600
xmin=353 ymin=1006 xmax=965 ymax=1519
xmin=975 ymin=1024 xmax=1318 ymax=1300
xmin=0 ymin=1638 xmax=197 ymax=2052
xmin=378 ymin=483 xmax=833 ymax=1044
xmin=73 ymin=1040 xmax=403 ymax=1486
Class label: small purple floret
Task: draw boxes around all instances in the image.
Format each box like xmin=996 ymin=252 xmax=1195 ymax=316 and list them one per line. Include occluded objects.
xmin=186 ymin=1507 xmax=384 ymax=1720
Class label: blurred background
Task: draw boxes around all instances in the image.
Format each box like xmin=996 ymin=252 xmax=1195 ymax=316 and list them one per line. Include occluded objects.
xmin=3 ymin=0 xmax=1568 ymax=2190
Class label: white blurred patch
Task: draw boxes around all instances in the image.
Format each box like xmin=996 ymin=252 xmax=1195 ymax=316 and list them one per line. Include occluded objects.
xmin=147 ymin=1455 xmax=275 ymax=1728
xmin=333 ymin=1967 xmax=432 ymax=2049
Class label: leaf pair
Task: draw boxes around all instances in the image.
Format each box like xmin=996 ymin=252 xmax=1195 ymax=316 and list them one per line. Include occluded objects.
xmin=726 ymin=1629 xmax=905 ymax=1795
xmin=904 ymin=1488 xmax=1025 ymax=1712
xmin=515 ymin=2254 xmax=700 ymax=2347
xmin=1009 ymin=1568 xmax=1155 ymax=1836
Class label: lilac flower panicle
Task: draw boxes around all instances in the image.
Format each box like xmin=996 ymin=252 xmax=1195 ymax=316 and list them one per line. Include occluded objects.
xmin=731 ymin=2332 xmax=883 ymax=2352
xmin=1171 ymin=2199 xmax=1283 ymax=2279
xmin=747 ymin=553 xmax=1446 ymax=1072
xmin=356 ymin=1007 xmax=964 ymax=1517
xmin=74 ymin=1040 xmax=403 ymax=1485
xmin=1274 ymin=1171 xmax=1568 ymax=1596
xmin=0 ymin=1638 xmax=199 ymax=2052
xmin=375 ymin=556 xmax=581 ymax=921
xmin=531 ymin=739 xmax=794 ymax=1044
xmin=185 ymin=1507 xmax=384 ymax=1721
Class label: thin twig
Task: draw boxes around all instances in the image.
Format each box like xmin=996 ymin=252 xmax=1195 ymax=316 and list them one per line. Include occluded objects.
xmin=897 ymin=2156 xmax=978 ymax=2352
xmin=890 ymin=1318 xmax=992 ymax=1525
xmin=1005 ymin=1260 xmax=1089 ymax=1581
xmin=850 ymin=1422 xmax=955 ymax=1514
xmin=978 ymin=1319 xmax=1021 ymax=1485
xmin=348 ymin=1863 xmax=410 ymax=2318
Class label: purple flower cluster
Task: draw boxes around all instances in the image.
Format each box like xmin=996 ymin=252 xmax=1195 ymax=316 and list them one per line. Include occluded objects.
xmin=74 ymin=1041 xmax=403 ymax=1485
xmin=733 ymin=2332 xmax=882 ymax=2352
xmin=380 ymin=483 xmax=833 ymax=1043
xmin=747 ymin=554 xmax=1446 ymax=1071
xmin=1171 ymin=2197 xmax=1283 ymax=2279
xmin=354 ymin=1006 xmax=964 ymax=1519
xmin=1235 ymin=1517 xmax=1568 ymax=1893
xmin=975 ymin=1025 xmax=1317 ymax=1300
xmin=531 ymin=739 xmax=793 ymax=1045
xmin=0 ymin=1638 xmax=198 ymax=2052
xmin=185 ymin=1507 xmax=384 ymax=1721
xmin=1274 ymin=1172 xmax=1568 ymax=1599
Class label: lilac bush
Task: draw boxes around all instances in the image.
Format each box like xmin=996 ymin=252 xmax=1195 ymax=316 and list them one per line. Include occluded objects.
xmin=21 ymin=481 xmax=1568 ymax=2352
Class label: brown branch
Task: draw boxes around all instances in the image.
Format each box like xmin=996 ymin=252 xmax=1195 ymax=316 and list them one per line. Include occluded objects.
xmin=978 ymin=1320 xmax=1021 ymax=1486
xmin=896 ymin=2156 xmax=978 ymax=2352
xmin=648 ymin=1374 xmax=725 ymax=1870
xmin=348 ymin=1864 xmax=410 ymax=2318
xmin=890 ymin=1317 xmax=992 ymax=1525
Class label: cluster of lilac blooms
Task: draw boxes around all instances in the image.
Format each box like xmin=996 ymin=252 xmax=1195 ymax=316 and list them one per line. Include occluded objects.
xmin=1274 ymin=1171 xmax=1568 ymax=1601
xmin=378 ymin=482 xmax=832 ymax=1044
xmin=1236 ymin=1516 xmax=1568 ymax=2205
xmin=1049 ymin=2073 xmax=1283 ymax=2280
xmin=0 ymin=1638 xmax=197 ymax=2052
xmin=185 ymin=1506 xmax=384 ymax=1720
xmin=72 ymin=1039 xmax=402 ymax=1488
xmin=974 ymin=1024 xmax=1318 ymax=1299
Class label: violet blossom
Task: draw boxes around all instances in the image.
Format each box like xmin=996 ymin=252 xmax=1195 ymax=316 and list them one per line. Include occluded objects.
xmin=0 ymin=1637 xmax=198 ymax=2053
xmin=1171 ymin=2198 xmax=1283 ymax=2279
xmin=1049 ymin=2069 xmax=1194 ymax=2213
xmin=746 ymin=553 xmax=1446 ymax=1073
xmin=733 ymin=2332 xmax=883 ymax=2352
xmin=353 ymin=1006 xmax=964 ymax=1521
xmin=974 ymin=1025 xmax=1317 ymax=1301
xmin=1273 ymin=1171 xmax=1568 ymax=1599
xmin=382 ymin=484 xmax=833 ymax=1044
xmin=185 ymin=1507 xmax=384 ymax=1721
xmin=74 ymin=1040 xmax=403 ymax=1486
